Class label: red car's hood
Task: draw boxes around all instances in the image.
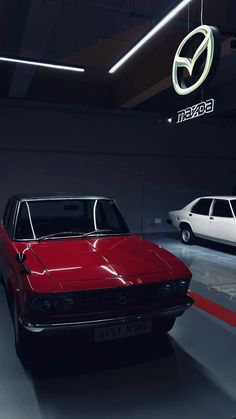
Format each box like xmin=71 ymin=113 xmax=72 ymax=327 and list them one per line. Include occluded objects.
xmin=25 ymin=235 xmax=190 ymax=291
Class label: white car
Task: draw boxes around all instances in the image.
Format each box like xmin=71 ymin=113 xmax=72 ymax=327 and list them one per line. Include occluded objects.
xmin=167 ymin=196 xmax=236 ymax=246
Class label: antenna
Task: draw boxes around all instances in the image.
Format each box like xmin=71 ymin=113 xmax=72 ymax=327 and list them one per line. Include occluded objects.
xmin=140 ymin=171 xmax=145 ymax=237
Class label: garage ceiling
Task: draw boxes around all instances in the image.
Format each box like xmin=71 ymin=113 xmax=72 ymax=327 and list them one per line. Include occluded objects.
xmin=0 ymin=0 xmax=236 ymax=120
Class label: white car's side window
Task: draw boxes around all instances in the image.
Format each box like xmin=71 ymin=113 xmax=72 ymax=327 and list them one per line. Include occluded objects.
xmin=212 ymin=200 xmax=233 ymax=218
xmin=191 ymin=199 xmax=212 ymax=216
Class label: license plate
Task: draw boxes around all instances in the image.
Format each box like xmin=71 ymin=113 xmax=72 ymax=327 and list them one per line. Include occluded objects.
xmin=94 ymin=320 xmax=152 ymax=342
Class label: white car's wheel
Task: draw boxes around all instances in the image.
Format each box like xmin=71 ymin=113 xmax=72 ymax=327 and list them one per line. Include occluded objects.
xmin=180 ymin=225 xmax=194 ymax=245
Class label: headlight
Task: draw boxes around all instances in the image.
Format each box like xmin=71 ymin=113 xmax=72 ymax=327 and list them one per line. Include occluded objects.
xmin=31 ymin=296 xmax=56 ymax=314
xmin=158 ymin=280 xmax=189 ymax=299
xmin=31 ymin=293 xmax=79 ymax=314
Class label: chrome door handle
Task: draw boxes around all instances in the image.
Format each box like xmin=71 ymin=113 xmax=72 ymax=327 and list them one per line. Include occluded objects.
xmin=210 ymin=216 xmax=214 ymax=220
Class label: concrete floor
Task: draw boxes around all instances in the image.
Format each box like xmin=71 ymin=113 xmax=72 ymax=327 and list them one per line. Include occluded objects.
xmin=0 ymin=234 xmax=236 ymax=419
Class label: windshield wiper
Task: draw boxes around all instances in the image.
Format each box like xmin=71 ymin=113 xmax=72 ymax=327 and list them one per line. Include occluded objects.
xmin=37 ymin=231 xmax=84 ymax=241
xmin=37 ymin=229 xmax=128 ymax=241
xmin=81 ymin=229 xmax=126 ymax=238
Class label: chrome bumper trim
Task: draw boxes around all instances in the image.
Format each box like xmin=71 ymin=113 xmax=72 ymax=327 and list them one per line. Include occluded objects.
xmin=20 ymin=296 xmax=194 ymax=334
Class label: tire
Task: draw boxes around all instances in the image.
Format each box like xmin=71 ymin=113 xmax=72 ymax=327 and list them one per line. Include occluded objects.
xmin=154 ymin=317 xmax=176 ymax=335
xmin=13 ymin=300 xmax=35 ymax=365
xmin=3 ymin=279 xmax=14 ymax=317
xmin=180 ymin=224 xmax=195 ymax=245
xmin=160 ymin=318 xmax=176 ymax=333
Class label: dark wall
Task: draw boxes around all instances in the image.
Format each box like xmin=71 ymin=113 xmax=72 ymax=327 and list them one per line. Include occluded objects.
xmin=0 ymin=101 xmax=236 ymax=232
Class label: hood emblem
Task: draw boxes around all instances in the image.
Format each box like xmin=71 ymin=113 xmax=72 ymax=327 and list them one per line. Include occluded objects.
xmin=117 ymin=292 xmax=130 ymax=305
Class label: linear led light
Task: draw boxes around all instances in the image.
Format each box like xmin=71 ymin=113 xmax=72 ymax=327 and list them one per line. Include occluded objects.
xmin=0 ymin=56 xmax=85 ymax=72
xmin=109 ymin=0 xmax=193 ymax=74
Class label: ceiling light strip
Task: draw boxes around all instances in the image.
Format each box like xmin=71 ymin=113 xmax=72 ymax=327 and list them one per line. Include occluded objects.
xmin=0 ymin=56 xmax=85 ymax=72
xmin=109 ymin=0 xmax=193 ymax=74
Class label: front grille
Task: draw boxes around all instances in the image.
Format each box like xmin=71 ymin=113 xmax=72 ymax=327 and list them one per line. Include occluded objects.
xmin=74 ymin=281 xmax=187 ymax=314
xmin=29 ymin=280 xmax=189 ymax=321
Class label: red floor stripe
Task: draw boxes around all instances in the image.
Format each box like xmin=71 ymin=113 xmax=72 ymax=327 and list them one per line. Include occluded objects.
xmin=188 ymin=290 xmax=236 ymax=327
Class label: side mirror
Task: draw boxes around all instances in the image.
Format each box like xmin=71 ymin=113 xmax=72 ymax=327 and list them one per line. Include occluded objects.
xmin=15 ymin=252 xmax=31 ymax=275
xmin=16 ymin=252 xmax=26 ymax=263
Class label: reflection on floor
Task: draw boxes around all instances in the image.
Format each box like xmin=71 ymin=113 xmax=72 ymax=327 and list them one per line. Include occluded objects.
xmin=147 ymin=233 xmax=236 ymax=311
xmin=0 ymin=234 xmax=236 ymax=419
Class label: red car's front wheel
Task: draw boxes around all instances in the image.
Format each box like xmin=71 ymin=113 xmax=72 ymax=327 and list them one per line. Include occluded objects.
xmin=13 ymin=300 xmax=35 ymax=365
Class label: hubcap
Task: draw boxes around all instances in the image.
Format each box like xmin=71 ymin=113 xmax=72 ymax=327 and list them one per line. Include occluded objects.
xmin=182 ymin=229 xmax=191 ymax=242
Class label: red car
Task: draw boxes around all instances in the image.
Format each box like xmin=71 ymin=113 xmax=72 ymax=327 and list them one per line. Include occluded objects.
xmin=0 ymin=194 xmax=193 ymax=362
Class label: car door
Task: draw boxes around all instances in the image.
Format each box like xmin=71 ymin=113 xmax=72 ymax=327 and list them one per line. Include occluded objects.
xmin=208 ymin=199 xmax=236 ymax=244
xmin=188 ymin=198 xmax=213 ymax=237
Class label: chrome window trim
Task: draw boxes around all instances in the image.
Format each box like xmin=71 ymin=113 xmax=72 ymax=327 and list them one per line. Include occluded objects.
xmin=93 ymin=199 xmax=98 ymax=230
xmin=9 ymin=200 xmax=19 ymax=239
xmin=17 ymin=196 xmax=112 ymax=203
xmin=12 ymin=201 xmax=20 ymax=239
xmin=25 ymin=202 xmax=36 ymax=239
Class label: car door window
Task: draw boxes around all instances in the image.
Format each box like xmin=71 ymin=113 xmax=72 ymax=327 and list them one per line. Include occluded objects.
xmin=212 ymin=200 xmax=233 ymax=218
xmin=15 ymin=203 xmax=34 ymax=239
xmin=191 ymin=199 xmax=212 ymax=215
xmin=96 ymin=200 xmax=129 ymax=232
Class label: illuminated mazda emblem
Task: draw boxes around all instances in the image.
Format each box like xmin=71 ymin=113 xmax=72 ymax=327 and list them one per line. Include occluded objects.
xmin=172 ymin=25 xmax=220 ymax=96
xmin=117 ymin=292 xmax=130 ymax=305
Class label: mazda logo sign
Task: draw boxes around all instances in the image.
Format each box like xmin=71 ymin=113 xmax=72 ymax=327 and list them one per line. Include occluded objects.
xmin=172 ymin=25 xmax=220 ymax=96
xmin=117 ymin=292 xmax=130 ymax=305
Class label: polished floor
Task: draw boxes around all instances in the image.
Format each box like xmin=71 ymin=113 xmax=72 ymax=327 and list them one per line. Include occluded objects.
xmin=151 ymin=233 xmax=236 ymax=310
xmin=0 ymin=234 xmax=236 ymax=419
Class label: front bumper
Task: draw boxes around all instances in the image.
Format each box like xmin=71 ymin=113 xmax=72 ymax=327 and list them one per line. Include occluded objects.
xmin=20 ymin=296 xmax=194 ymax=334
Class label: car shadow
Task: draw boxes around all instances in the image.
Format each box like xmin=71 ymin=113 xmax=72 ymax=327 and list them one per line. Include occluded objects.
xmin=27 ymin=333 xmax=236 ymax=419
xmin=26 ymin=331 xmax=175 ymax=377
xmin=194 ymin=238 xmax=236 ymax=256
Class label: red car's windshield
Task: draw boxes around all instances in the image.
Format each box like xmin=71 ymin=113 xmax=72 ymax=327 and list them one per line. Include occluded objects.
xmin=14 ymin=199 xmax=129 ymax=240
